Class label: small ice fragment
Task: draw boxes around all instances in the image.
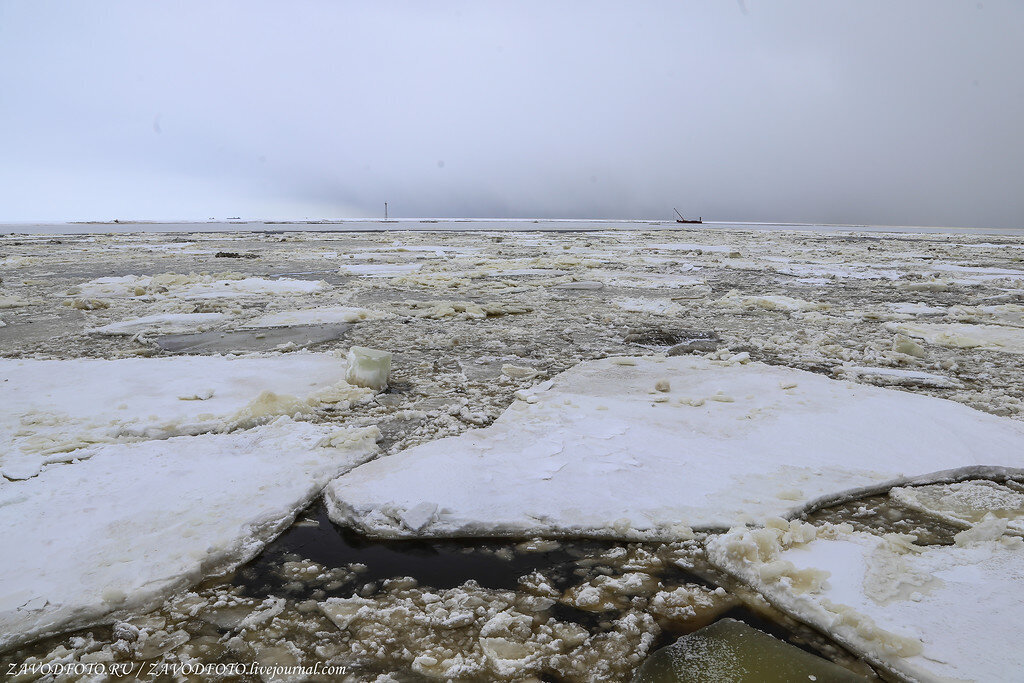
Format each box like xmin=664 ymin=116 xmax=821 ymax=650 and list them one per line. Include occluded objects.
xmin=893 ymin=334 xmax=927 ymax=358
xmin=501 ymin=364 xmax=538 ymax=379
xmin=2 ymin=456 xmax=42 ymax=481
xmin=177 ymin=388 xmax=214 ymax=401
xmin=655 ymin=379 xmax=671 ymax=393
xmin=400 ymin=502 xmax=439 ymax=532
xmin=611 ymin=357 xmax=636 ymax=366
xmin=345 ymin=346 xmax=392 ymax=390
xmin=237 ymin=597 xmax=286 ymax=630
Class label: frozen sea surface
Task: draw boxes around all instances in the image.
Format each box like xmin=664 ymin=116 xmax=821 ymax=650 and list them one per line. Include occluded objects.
xmin=3 ymin=223 xmax=1024 ymax=680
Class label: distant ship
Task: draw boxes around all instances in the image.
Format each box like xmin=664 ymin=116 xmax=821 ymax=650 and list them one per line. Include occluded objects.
xmin=674 ymin=208 xmax=702 ymax=224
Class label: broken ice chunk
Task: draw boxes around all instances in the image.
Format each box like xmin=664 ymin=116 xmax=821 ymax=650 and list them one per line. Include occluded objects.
xmin=400 ymin=502 xmax=439 ymax=532
xmin=891 ymin=480 xmax=1024 ymax=533
xmin=345 ymin=346 xmax=392 ymax=390
xmin=705 ymin=521 xmax=1024 ymax=682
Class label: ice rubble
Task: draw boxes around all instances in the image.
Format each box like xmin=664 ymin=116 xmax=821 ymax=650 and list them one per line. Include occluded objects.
xmin=0 ymin=353 xmax=373 ymax=480
xmin=327 ymin=355 xmax=1024 ymax=539
xmin=705 ymin=518 xmax=1024 ymax=682
xmin=317 ymin=579 xmax=661 ymax=680
xmin=0 ymin=419 xmax=380 ymax=652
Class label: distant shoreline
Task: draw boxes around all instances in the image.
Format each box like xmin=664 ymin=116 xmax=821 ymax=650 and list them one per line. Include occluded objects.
xmin=2 ymin=219 xmax=1022 ymax=237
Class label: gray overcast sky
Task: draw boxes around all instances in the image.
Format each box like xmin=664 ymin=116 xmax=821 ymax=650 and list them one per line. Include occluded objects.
xmin=1 ymin=1 xmax=1022 ymax=226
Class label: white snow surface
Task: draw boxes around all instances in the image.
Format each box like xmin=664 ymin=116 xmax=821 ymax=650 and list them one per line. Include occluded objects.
xmin=706 ymin=523 xmax=1024 ymax=682
xmin=326 ymin=356 xmax=1024 ymax=539
xmin=0 ymin=419 xmax=380 ymax=652
xmin=0 ymin=353 xmax=354 ymax=480
xmin=244 ymin=306 xmax=388 ymax=328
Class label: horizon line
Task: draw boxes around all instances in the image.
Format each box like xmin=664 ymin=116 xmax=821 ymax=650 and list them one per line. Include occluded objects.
xmin=0 ymin=217 xmax=1012 ymax=232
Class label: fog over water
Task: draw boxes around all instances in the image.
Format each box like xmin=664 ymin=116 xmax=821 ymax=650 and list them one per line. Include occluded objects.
xmin=1 ymin=1 xmax=1021 ymax=227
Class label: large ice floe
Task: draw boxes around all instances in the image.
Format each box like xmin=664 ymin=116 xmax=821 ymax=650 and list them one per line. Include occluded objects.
xmin=71 ymin=273 xmax=326 ymax=299
xmin=327 ymin=355 xmax=1024 ymax=539
xmin=0 ymin=350 xmax=384 ymax=652
xmin=86 ymin=312 xmax=227 ymax=336
xmin=0 ymin=353 xmax=373 ymax=480
xmin=705 ymin=517 xmax=1024 ymax=681
xmin=0 ymin=419 xmax=380 ymax=652
xmin=886 ymin=320 xmax=1024 ymax=354
xmin=243 ymin=306 xmax=388 ymax=328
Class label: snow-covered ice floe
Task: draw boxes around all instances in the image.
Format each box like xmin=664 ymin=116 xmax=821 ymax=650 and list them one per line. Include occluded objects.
xmin=887 ymin=321 xmax=1024 ymax=354
xmin=326 ymin=356 xmax=1024 ymax=539
xmin=72 ymin=273 xmax=326 ymax=299
xmin=338 ymin=263 xmax=423 ymax=276
xmin=87 ymin=312 xmax=227 ymax=336
xmin=0 ymin=419 xmax=380 ymax=652
xmin=705 ymin=518 xmax=1024 ymax=682
xmin=243 ymin=306 xmax=388 ymax=328
xmin=834 ymin=365 xmax=963 ymax=389
xmin=0 ymin=353 xmax=374 ymax=480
